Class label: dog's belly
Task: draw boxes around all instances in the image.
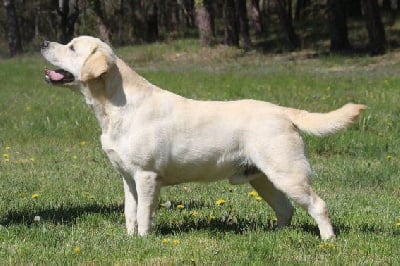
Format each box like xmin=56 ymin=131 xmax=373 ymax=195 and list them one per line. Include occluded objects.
xmin=101 ymin=133 xmax=259 ymax=186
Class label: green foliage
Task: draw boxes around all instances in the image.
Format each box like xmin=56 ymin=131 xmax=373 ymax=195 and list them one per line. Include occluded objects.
xmin=0 ymin=40 xmax=399 ymax=264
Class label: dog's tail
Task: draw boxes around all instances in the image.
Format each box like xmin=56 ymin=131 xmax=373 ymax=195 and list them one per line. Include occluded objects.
xmin=284 ymin=103 xmax=367 ymax=136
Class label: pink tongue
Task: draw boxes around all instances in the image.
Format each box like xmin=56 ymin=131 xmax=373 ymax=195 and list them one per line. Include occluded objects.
xmin=48 ymin=70 xmax=64 ymax=81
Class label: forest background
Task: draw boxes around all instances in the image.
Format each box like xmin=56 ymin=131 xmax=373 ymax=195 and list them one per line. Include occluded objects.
xmin=1 ymin=0 xmax=398 ymax=57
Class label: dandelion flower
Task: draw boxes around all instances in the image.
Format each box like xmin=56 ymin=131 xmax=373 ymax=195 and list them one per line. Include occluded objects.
xmin=162 ymin=238 xmax=170 ymax=244
xmin=319 ymin=242 xmax=336 ymax=250
xmin=177 ymin=204 xmax=185 ymax=209
xmin=216 ymin=199 xmax=226 ymax=206
xmin=386 ymin=155 xmax=392 ymax=161
xmin=249 ymin=191 xmax=258 ymax=197
xmin=31 ymin=193 xmax=40 ymax=199
xmin=74 ymin=246 xmax=81 ymax=254
xmin=255 ymin=196 xmax=263 ymax=201
xmin=3 ymin=153 xmax=9 ymax=159
xmin=190 ymin=211 xmax=198 ymax=217
xmin=172 ymin=239 xmax=179 ymax=245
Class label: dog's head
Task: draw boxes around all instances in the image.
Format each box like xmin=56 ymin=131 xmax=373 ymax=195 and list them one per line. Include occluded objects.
xmin=41 ymin=36 xmax=115 ymax=86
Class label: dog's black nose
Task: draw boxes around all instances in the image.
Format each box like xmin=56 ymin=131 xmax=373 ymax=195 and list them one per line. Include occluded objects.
xmin=41 ymin=40 xmax=50 ymax=50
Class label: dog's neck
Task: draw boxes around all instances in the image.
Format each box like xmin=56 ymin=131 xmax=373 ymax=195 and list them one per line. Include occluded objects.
xmin=79 ymin=58 xmax=155 ymax=133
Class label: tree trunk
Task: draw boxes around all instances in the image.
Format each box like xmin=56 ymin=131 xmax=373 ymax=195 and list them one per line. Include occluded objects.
xmin=129 ymin=0 xmax=146 ymax=43
xmin=3 ymin=0 xmax=23 ymax=56
xmin=328 ymin=0 xmax=351 ymax=52
xmin=57 ymin=0 xmax=80 ymax=44
xmin=129 ymin=0 xmax=159 ymax=43
xmin=179 ymin=0 xmax=195 ymax=28
xmin=92 ymin=0 xmax=111 ymax=44
xmin=236 ymin=0 xmax=251 ymax=49
xmin=195 ymin=0 xmax=214 ymax=46
xmin=146 ymin=2 xmax=159 ymax=42
xmin=250 ymin=0 xmax=263 ymax=35
xmin=275 ymin=0 xmax=300 ymax=50
xmin=295 ymin=0 xmax=309 ymax=21
xmin=361 ymin=0 xmax=386 ymax=54
xmin=223 ymin=0 xmax=239 ymax=46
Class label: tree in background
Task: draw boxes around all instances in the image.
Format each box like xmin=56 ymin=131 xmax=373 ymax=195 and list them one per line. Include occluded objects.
xmin=236 ymin=0 xmax=251 ymax=50
xmin=275 ymin=0 xmax=300 ymax=50
xmin=223 ymin=0 xmax=238 ymax=47
xmin=57 ymin=0 xmax=80 ymax=44
xmin=328 ymin=0 xmax=351 ymax=52
xmin=129 ymin=0 xmax=159 ymax=43
xmin=250 ymin=0 xmax=263 ymax=35
xmin=195 ymin=0 xmax=214 ymax=46
xmin=90 ymin=0 xmax=112 ymax=43
xmin=362 ymin=0 xmax=386 ymax=54
xmin=3 ymin=0 xmax=22 ymax=56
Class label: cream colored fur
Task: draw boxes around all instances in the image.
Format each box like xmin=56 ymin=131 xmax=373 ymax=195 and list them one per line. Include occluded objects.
xmin=41 ymin=36 xmax=366 ymax=240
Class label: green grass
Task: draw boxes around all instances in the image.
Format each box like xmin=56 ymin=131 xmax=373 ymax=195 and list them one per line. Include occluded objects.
xmin=0 ymin=40 xmax=399 ymax=264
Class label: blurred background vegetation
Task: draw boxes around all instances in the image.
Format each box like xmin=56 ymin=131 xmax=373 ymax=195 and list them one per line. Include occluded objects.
xmin=1 ymin=0 xmax=399 ymax=57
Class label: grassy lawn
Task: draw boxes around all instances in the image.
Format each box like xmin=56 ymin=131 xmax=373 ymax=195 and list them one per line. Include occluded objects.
xmin=0 ymin=40 xmax=399 ymax=264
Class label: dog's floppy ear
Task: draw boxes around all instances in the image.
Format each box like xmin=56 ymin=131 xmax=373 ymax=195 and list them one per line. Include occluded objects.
xmin=81 ymin=46 xmax=115 ymax=82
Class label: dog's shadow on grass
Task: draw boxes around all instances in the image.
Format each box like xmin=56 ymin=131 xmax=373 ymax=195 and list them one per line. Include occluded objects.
xmin=0 ymin=202 xmax=123 ymax=226
xmin=2 ymin=202 xmax=392 ymax=238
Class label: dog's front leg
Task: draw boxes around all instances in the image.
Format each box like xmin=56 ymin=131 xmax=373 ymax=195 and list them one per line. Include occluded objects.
xmin=123 ymin=177 xmax=138 ymax=235
xmin=134 ymin=171 xmax=161 ymax=236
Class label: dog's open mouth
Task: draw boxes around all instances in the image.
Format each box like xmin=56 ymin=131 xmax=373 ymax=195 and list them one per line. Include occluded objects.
xmin=44 ymin=67 xmax=75 ymax=84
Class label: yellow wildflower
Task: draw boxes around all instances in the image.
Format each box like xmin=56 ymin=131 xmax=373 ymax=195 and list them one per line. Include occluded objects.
xmin=319 ymin=242 xmax=336 ymax=250
xmin=162 ymin=238 xmax=170 ymax=244
xmin=386 ymin=155 xmax=392 ymax=161
xmin=176 ymin=204 xmax=185 ymax=209
xmin=216 ymin=199 xmax=226 ymax=206
xmin=249 ymin=191 xmax=258 ymax=197
xmin=396 ymin=221 xmax=400 ymax=227
xmin=30 ymin=157 xmax=35 ymax=162
xmin=172 ymin=239 xmax=179 ymax=245
xmin=31 ymin=193 xmax=40 ymax=199
xmin=3 ymin=153 xmax=9 ymax=159
xmin=74 ymin=246 xmax=81 ymax=254
xmin=255 ymin=196 xmax=263 ymax=201
xmin=190 ymin=211 xmax=198 ymax=217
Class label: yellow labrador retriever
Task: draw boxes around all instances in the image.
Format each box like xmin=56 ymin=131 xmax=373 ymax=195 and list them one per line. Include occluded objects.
xmin=41 ymin=36 xmax=366 ymax=239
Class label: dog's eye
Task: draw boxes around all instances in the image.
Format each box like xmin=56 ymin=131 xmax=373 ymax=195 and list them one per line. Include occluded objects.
xmin=69 ymin=45 xmax=75 ymax=52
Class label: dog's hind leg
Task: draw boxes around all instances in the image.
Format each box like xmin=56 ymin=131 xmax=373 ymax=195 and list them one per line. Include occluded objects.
xmin=134 ymin=171 xmax=161 ymax=236
xmin=250 ymin=175 xmax=294 ymax=228
xmin=258 ymin=163 xmax=334 ymax=239
xmin=249 ymin=132 xmax=335 ymax=240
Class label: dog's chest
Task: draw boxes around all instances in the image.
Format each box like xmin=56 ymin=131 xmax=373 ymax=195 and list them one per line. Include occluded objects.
xmin=100 ymin=133 xmax=132 ymax=176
